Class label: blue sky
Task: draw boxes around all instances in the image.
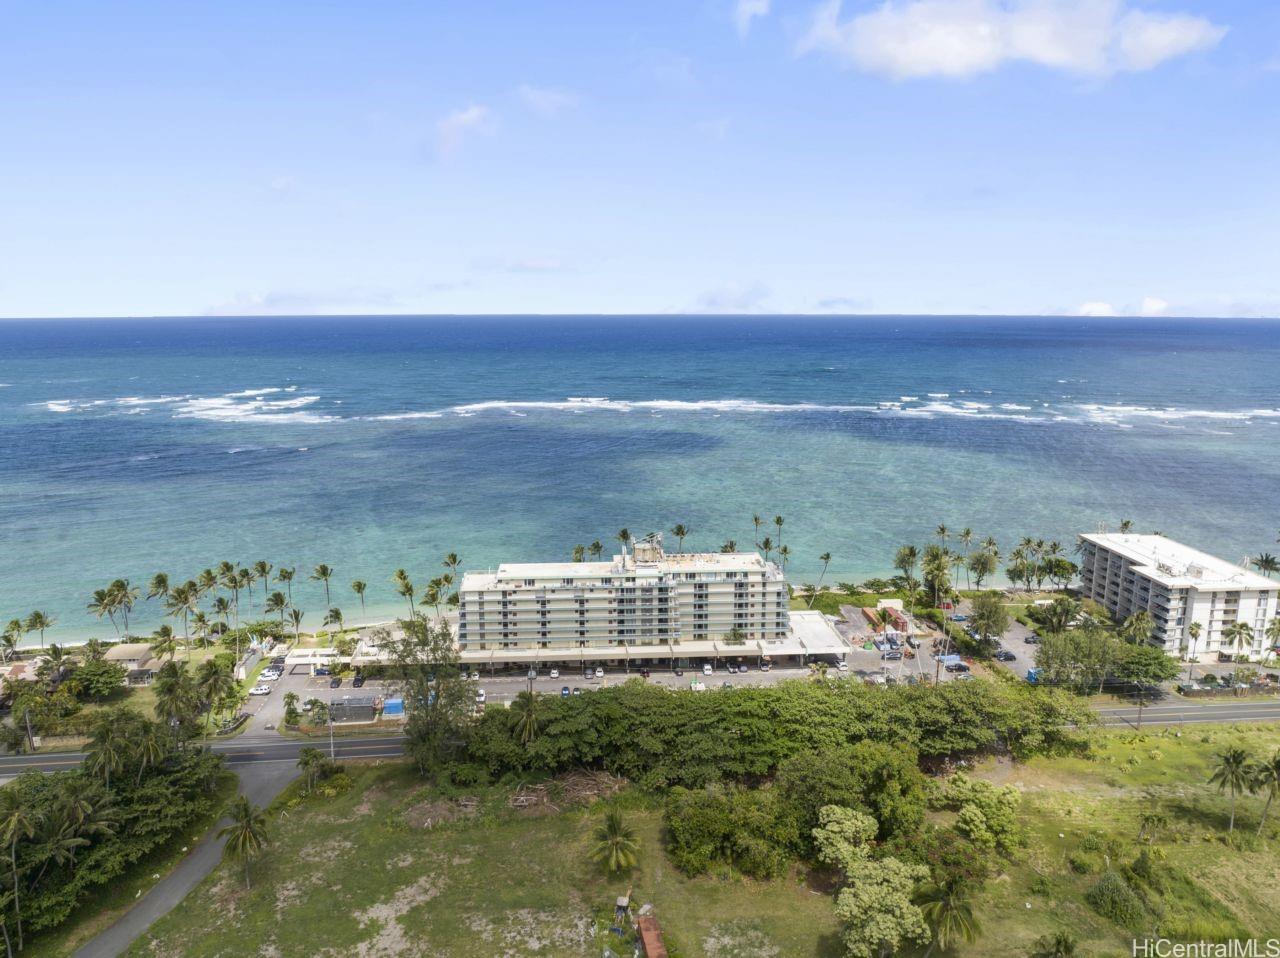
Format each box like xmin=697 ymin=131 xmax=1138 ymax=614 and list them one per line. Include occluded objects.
xmin=1 ymin=0 xmax=1276 ymax=318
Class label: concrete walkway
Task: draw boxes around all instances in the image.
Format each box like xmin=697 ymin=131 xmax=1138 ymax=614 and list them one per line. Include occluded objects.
xmin=71 ymin=759 xmax=299 ymax=958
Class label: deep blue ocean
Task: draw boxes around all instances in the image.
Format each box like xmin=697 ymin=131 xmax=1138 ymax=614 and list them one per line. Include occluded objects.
xmin=2 ymin=315 xmax=1278 ymax=641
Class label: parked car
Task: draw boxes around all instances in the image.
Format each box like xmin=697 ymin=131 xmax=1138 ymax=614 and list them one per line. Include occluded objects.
xmin=721 ymin=681 xmax=733 ymax=689
xmin=905 ymin=637 xmax=920 ymax=649
xmin=1023 ymin=634 xmax=1041 ymax=645
xmin=549 ymin=668 xmax=560 ymax=679
xmin=737 ymin=664 xmax=749 ymax=673
xmin=882 ymin=651 xmax=903 ymax=661
xmin=314 ymin=666 xmax=330 ymax=676
xmin=837 ymin=660 xmax=850 ymax=671
xmin=594 ymin=666 xmax=604 ymax=678
xmin=468 ymin=671 xmax=481 ymax=681
xmin=640 ymin=668 xmax=651 ymax=678
xmin=673 ymin=668 xmax=684 ymax=676
xmin=702 ymin=663 xmax=713 ymax=676
xmin=955 ymin=673 xmax=976 ymax=682
xmin=572 ymin=687 xmax=583 ymax=696
xmin=475 ymin=689 xmax=486 ymax=704
xmin=994 ymin=650 xmax=1017 ymax=662
xmin=329 ymin=677 xmax=342 ymax=688
xmin=949 ymin=614 xmax=968 ymax=622
xmin=560 ymin=686 xmax=570 ymax=697
xmin=270 ymin=657 xmax=286 ymax=667
xmin=249 ymin=685 xmax=272 ymax=696
xmin=352 ymin=675 xmax=366 ymax=688
xmin=760 ymin=663 xmax=772 ymax=672
xmin=945 ymin=662 xmax=971 ymax=673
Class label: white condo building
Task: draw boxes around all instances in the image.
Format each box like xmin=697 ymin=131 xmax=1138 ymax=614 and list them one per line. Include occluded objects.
xmin=454 ymin=534 xmax=844 ymax=668
xmin=1077 ymin=533 xmax=1276 ymax=660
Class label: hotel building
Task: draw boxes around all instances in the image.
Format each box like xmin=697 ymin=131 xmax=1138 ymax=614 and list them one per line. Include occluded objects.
xmin=1077 ymin=533 xmax=1276 ymax=660
xmin=453 ymin=534 xmax=843 ymax=669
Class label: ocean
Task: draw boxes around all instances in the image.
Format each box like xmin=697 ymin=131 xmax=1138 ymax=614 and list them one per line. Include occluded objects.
xmin=2 ymin=315 xmax=1278 ymax=642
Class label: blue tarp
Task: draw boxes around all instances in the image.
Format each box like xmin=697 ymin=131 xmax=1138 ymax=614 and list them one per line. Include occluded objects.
xmin=382 ymin=697 xmax=405 ymax=716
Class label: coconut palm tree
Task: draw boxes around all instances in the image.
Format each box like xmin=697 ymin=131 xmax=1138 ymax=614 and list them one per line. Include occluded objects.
xmin=919 ymin=878 xmax=981 ymax=957
xmin=1185 ymin=621 xmax=1203 ymax=681
xmin=1030 ymin=932 xmax=1079 ymax=958
xmin=87 ymin=589 xmax=119 ymax=636
xmin=324 ymin=607 xmax=344 ymax=637
xmin=149 ymin=625 xmax=178 ymax=663
xmin=351 ymin=580 xmax=367 ymax=615
xmin=1250 ymin=751 xmax=1280 ymax=837
xmin=276 ymin=566 xmax=296 ymax=605
xmin=808 ymin=552 xmax=833 ymax=608
xmin=512 ymin=690 xmax=540 ymax=745
xmin=165 ymin=582 xmax=198 ymax=658
xmin=219 ymin=564 xmax=241 ymax=629
xmin=196 ymin=568 xmax=219 ymax=598
xmin=109 ymin=579 xmax=139 ymax=634
xmin=85 ymin=716 xmax=131 ymax=791
xmin=757 ymin=536 xmax=774 ymax=564
xmin=721 ymin=540 xmax=737 ymax=553
xmin=23 ymin=611 xmax=54 ymax=649
xmin=264 ymin=591 xmax=288 ymax=630
xmin=147 ymin=572 xmax=170 ymax=604
xmin=589 ymin=810 xmax=638 ymax=874
xmin=1209 ymin=746 xmax=1252 ymax=833
xmin=773 ymin=515 xmax=784 ymax=547
xmin=391 ymin=569 xmax=415 ymax=620
xmin=252 ymin=561 xmax=273 ymax=603
xmin=1222 ymin=621 xmax=1255 ymax=662
xmin=1252 ymin=554 xmax=1279 ymax=578
xmin=443 ymin=553 xmax=461 ymax=596
xmin=132 ymin=720 xmax=167 ymax=783
xmin=236 ymin=568 xmax=254 ymax=616
xmin=217 ymin=796 xmax=268 ymax=890
xmin=571 ymin=544 xmax=585 ymax=562
xmin=0 ymin=789 xmax=38 ymax=950
xmin=670 ymin=524 xmax=690 ymax=553
xmin=615 ymin=528 xmax=631 ymax=556
xmin=588 ymin=541 xmax=603 ymax=561
xmin=297 ymin=746 xmax=325 ymax=792
xmin=894 ymin=546 xmax=919 ymax=607
xmin=777 ymin=544 xmax=791 ymax=571
xmin=289 ymin=608 xmax=304 ymax=644
xmin=1120 ymin=610 xmax=1154 ymax=645
xmin=0 ymin=624 xmax=20 ymax=664
xmin=1267 ymin=618 xmax=1280 ymax=665
xmin=310 ymin=565 xmax=334 ymax=608
xmin=958 ymin=528 xmax=974 ymax=588
xmin=967 ymin=550 xmax=997 ymax=590
xmin=153 ymin=661 xmax=197 ymax=747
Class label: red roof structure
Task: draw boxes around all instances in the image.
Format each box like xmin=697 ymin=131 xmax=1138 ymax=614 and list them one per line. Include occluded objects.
xmin=636 ymin=916 xmax=667 ymax=958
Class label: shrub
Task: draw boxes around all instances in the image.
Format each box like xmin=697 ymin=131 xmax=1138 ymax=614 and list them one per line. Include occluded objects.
xmin=1068 ymin=851 xmax=1102 ymax=874
xmin=1085 ymin=872 xmax=1145 ymax=928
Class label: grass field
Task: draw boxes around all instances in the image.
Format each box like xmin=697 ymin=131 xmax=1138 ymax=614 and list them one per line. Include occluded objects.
xmin=128 ymin=724 xmax=1280 ymax=957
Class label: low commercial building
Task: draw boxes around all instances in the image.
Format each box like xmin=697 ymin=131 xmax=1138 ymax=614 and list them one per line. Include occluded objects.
xmin=1077 ymin=533 xmax=1276 ymax=660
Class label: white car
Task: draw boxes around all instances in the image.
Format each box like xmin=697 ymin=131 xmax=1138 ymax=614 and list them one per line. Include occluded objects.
xmin=259 ymin=671 xmax=280 ymax=681
xmin=702 ymin=663 xmax=713 ymax=676
xmin=594 ymin=667 xmax=604 ymax=678
xmin=837 ymin=661 xmax=850 ymax=672
xmin=249 ymin=685 xmax=272 ymax=696
xmin=475 ymin=689 xmax=487 ymax=704
xmin=549 ymin=668 xmax=560 ymax=679
xmin=468 ymin=671 xmax=481 ymax=681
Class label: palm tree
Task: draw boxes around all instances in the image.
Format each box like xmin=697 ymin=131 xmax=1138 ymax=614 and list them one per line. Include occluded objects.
xmin=324 ymin=607 xmax=344 ymax=636
xmin=751 ymin=513 xmax=762 ymax=546
xmin=1120 ymin=610 xmax=1154 ymax=645
xmin=1118 ymin=519 xmax=1134 ymax=533
xmin=87 ymin=589 xmax=119 ymax=635
xmin=153 ymin=661 xmax=197 ymax=746
xmin=264 ymin=591 xmax=288 ymax=631
xmin=276 ymin=566 xmax=296 ymax=605
xmin=297 ymin=746 xmax=325 ymax=791
xmin=589 ymin=810 xmax=638 ymax=874
xmin=196 ymin=567 xmax=219 ymax=598
xmin=1 ymin=621 xmax=22 ymax=662
xmin=1186 ymin=621 xmax=1203 ymax=680
xmin=85 ymin=716 xmax=131 ymax=791
xmin=252 ymin=561 xmax=273 ymax=603
xmin=132 ymin=720 xmax=167 ymax=782
xmin=588 ymin=541 xmax=603 ymax=561
xmin=392 ymin=569 xmax=415 ymax=620
xmin=670 ymin=524 xmax=690 ymax=553
xmin=571 ymin=544 xmax=586 ymax=563
xmin=147 ymin=572 xmax=171 ymax=603
xmin=509 ymin=690 xmax=541 ymax=745
xmin=1222 ymin=621 xmax=1255 ymax=663
xmin=959 ymin=528 xmax=974 ymax=588
xmin=1252 ymin=554 xmax=1279 ymax=578
xmin=894 ymin=546 xmax=919 ymax=608
xmin=777 ymin=544 xmax=791 ymax=571
xmin=1209 ymin=746 xmax=1252 ymax=833
xmin=236 ymin=568 xmax=254 ymax=616
xmin=1267 ymin=618 xmax=1280 ymax=666
xmin=165 ymin=582 xmax=198 ymax=658
xmin=217 ymin=796 xmax=268 ymax=890
xmin=967 ymin=550 xmax=997 ymax=590
xmin=289 ymin=608 xmax=304 ymax=644
xmin=149 ymin=625 xmax=178 ymax=662
xmin=442 ymin=553 xmax=461 ymax=597
xmin=615 ymin=528 xmax=631 ymax=556
xmin=808 ymin=552 xmax=833 ymax=608
xmin=351 ymin=580 xmax=367 ymax=615
xmin=721 ymin=540 xmax=737 ymax=553
xmin=1030 ymin=932 xmax=1079 ymax=958
xmin=196 ymin=660 xmax=235 ymax=728
xmin=108 ymin=579 xmax=139 ymax=634
xmin=919 ymin=878 xmax=980 ymax=957
xmin=23 ymin=611 xmax=54 ymax=649
xmin=757 ymin=536 xmax=774 ymax=564
xmin=1249 ymin=751 xmax=1280 ymax=837
xmin=310 ymin=564 xmax=334 ymax=607
xmin=773 ymin=514 xmax=784 ymax=547
xmin=0 ymin=789 xmax=38 ymax=951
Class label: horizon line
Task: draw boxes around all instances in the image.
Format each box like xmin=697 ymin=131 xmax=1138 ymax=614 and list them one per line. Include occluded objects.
xmin=1 ymin=312 xmax=1277 ymax=322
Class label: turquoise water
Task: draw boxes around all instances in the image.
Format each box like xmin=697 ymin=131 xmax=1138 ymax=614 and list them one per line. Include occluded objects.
xmin=2 ymin=316 xmax=1278 ymax=641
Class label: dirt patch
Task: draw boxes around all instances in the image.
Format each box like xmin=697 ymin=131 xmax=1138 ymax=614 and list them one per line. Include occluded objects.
xmin=351 ymin=783 xmax=389 ymax=818
xmin=403 ymin=798 xmax=477 ymax=829
xmin=387 ymin=852 xmax=415 ymax=869
xmin=353 ymin=874 xmax=443 ymax=957
xmin=508 ymin=770 xmax=627 ymax=815
xmin=461 ymin=908 xmax=593 ymax=953
xmin=298 ymin=837 xmax=356 ymax=863
xmin=703 ymin=921 xmax=782 ymax=958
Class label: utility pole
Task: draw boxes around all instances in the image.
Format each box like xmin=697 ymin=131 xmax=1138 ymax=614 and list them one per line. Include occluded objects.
xmin=328 ymin=697 xmax=335 ymax=760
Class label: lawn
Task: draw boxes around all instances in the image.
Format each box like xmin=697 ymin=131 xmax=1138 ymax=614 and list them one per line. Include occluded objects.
xmin=23 ymin=770 xmax=238 ymax=958
xmin=128 ymin=764 xmax=841 ymax=958
xmin=127 ymin=724 xmax=1280 ymax=957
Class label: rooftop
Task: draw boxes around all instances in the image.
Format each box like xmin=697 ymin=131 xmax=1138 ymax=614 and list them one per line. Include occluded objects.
xmin=1080 ymin=533 xmax=1274 ymax=591
xmin=102 ymin=642 xmax=157 ymax=662
xmin=461 ymin=549 xmax=778 ymax=592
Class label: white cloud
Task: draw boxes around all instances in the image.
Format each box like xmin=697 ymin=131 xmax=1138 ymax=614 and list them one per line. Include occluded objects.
xmin=1139 ymin=295 xmax=1170 ymax=316
xmin=1076 ymin=300 xmax=1119 ymax=316
xmin=436 ymin=104 xmax=496 ymax=158
xmin=691 ymin=282 xmax=772 ymax=313
xmin=798 ymin=0 xmax=1226 ymax=79
xmin=516 ymin=84 xmax=579 ymax=116
xmin=735 ymin=0 xmax=772 ymax=37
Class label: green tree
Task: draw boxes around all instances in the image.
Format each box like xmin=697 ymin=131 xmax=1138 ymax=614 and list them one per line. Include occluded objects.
xmin=1119 ymin=610 xmax=1154 ymax=645
xmin=217 ymin=796 xmax=268 ymax=890
xmin=310 ymin=564 xmax=334 ymax=608
xmin=967 ymin=550 xmax=997 ymax=590
xmin=919 ymin=878 xmax=981 ymax=957
xmin=589 ymin=810 xmax=639 ymax=874
xmin=1030 ymin=932 xmax=1079 ymax=957
xmin=808 ymin=552 xmax=833 ymax=607
xmin=0 ymin=789 xmax=38 ymax=951
xmin=670 ymin=524 xmax=691 ymax=552
xmin=387 ymin=619 xmax=474 ymax=776
xmin=1251 ymin=751 xmax=1280 ymax=837
xmin=1209 ymin=746 xmax=1252 ymax=833
xmin=85 ymin=713 xmax=132 ymax=791
xmin=511 ymin=690 xmax=541 ymax=746
xmin=969 ymin=592 xmax=1011 ymax=653
xmin=23 ymin=611 xmax=54 ymax=649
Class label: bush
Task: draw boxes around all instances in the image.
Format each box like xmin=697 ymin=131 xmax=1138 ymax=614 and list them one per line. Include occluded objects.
xmin=664 ymin=785 xmax=797 ymax=879
xmin=1085 ymin=871 xmax=1146 ymax=928
xmin=1068 ymin=851 xmax=1102 ymax=874
xmin=880 ymin=824 xmax=990 ymax=885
